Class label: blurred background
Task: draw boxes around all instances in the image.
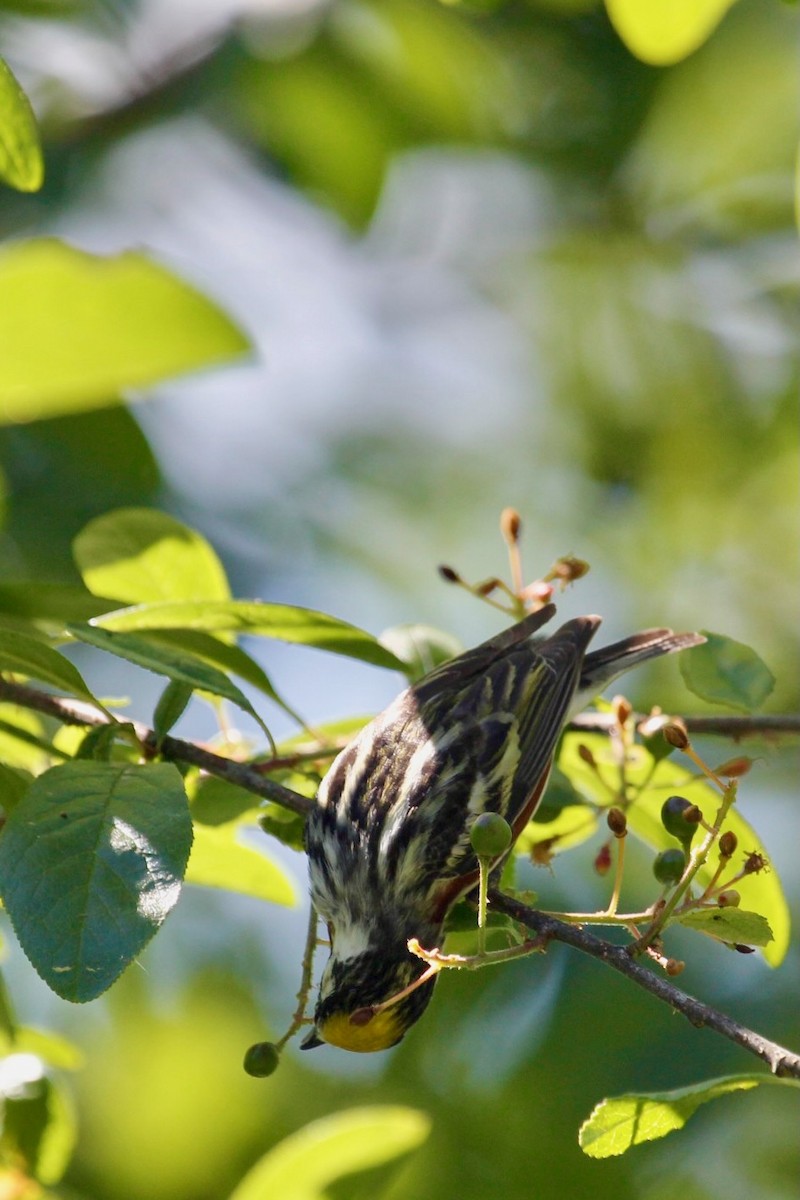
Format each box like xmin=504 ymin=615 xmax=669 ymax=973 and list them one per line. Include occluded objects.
xmin=1 ymin=0 xmax=798 ymax=1196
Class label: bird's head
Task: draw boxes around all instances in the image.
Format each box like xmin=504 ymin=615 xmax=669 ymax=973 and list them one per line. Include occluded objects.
xmin=301 ymin=942 xmax=437 ymax=1053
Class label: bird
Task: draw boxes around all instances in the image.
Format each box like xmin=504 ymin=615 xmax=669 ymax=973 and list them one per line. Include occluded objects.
xmin=301 ymin=603 xmax=703 ymax=1053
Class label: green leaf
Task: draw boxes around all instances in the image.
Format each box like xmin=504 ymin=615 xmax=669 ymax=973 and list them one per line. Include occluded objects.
xmin=604 ymin=0 xmax=736 ymax=66
xmin=8 ymin=1028 xmax=84 ymax=1071
xmin=185 ymin=822 xmax=296 ymax=907
xmin=144 ymin=630 xmax=300 ymax=720
xmin=66 ymin=624 xmax=271 ymax=739
xmin=228 ymin=1106 xmax=431 ymax=1200
xmin=153 ymin=681 xmax=194 ymax=744
xmin=0 ymin=706 xmax=48 ymax=771
xmin=676 ymin=907 xmax=773 ymax=947
xmin=0 ymin=761 xmax=192 ymax=1001
xmin=0 ymin=581 xmax=114 ymax=625
xmin=73 ymin=508 xmax=231 ymax=605
xmin=558 ymin=732 xmax=791 ymax=967
xmin=579 ymin=1073 xmax=800 ymax=1157
xmin=680 ymin=632 xmax=775 ymax=712
xmin=0 ymin=628 xmax=106 ymax=710
xmin=91 ymin=599 xmax=406 ymax=671
xmin=379 ymin=623 xmax=463 ymax=683
xmin=0 ymin=57 xmax=44 ymax=192
xmin=0 ymin=762 xmax=31 ymax=813
xmin=0 ymin=239 xmax=250 ymax=425
xmin=0 ymin=1069 xmax=77 ymax=1185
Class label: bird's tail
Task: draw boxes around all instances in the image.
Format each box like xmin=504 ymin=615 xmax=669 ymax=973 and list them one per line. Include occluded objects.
xmin=574 ymin=628 xmax=705 ymax=711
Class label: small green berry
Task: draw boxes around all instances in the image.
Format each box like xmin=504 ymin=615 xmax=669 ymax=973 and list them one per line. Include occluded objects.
xmin=653 ymin=848 xmax=687 ymax=885
xmin=661 ymin=795 xmax=699 ymax=846
xmin=470 ymin=812 xmax=513 ymax=858
xmin=243 ymin=1041 xmax=281 ymax=1077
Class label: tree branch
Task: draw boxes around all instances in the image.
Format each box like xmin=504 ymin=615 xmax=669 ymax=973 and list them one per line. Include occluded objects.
xmin=488 ymin=889 xmax=800 ymax=1080
xmin=0 ymin=678 xmax=312 ymax=818
xmin=569 ymin=712 xmax=800 ymax=739
xmin=3 ymin=677 xmax=798 ymax=1076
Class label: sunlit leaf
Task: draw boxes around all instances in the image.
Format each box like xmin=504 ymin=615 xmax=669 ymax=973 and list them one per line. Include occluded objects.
xmin=67 ymin=624 xmax=271 ymax=739
xmin=185 ymin=822 xmax=297 ymax=907
xmin=91 ymin=600 xmax=406 ymax=671
xmin=0 ymin=705 xmax=48 ymax=771
xmin=680 ymin=632 xmax=775 ymax=712
xmin=0 ymin=240 xmax=250 ymax=424
xmin=228 ymin=1106 xmax=431 ymax=1200
xmin=0 ymin=1068 xmax=77 ymax=1184
xmin=0 ymin=628 xmax=106 ymax=711
xmin=580 ymin=1073 xmax=799 ymax=1157
xmin=0 ymin=761 xmax=192 ymax=1001
xmin=73 ymin=508 xmax=231 ymax=605
xmin=0 ymin=56 xmax=44 ymax=192
xmin=8 ymin=1028 xmax=84 ymax=1071
xmin=0 ymin=581 xmax=113 ymax=625
xmin=676 ymin=907 xmax=773 ymax=947
xmin=605 ymin=0 xmax=736 ymax=66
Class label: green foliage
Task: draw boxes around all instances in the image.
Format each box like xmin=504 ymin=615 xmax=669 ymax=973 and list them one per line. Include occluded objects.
xmin=680 ymin=632 xmax=776 ymax=712
xmin=604 ymin=0 xmax=737 ymax=65
xmin=185 ymin=821 xmax=296 ymax=907
xmin=675 ymin=907 xmax=773 ymax=948
xmin=228 ymin=1106 xmax=431 ymax=1200
xmin=0 ymin=56 xmax=43 ymax=192
xmin=0 ymin=240 xmax=251 ymax=424
xmin=0 ymin=628 xmax=107 ymax=712
xmin=0 ymin=761 xmax=192 ymax=1000
xmin=580 ymin=1074 xmax=800 ymax=1157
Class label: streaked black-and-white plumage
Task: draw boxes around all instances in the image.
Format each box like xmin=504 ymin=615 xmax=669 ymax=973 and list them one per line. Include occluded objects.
xmin=302 ymin=604 xmax=703 ymax=1052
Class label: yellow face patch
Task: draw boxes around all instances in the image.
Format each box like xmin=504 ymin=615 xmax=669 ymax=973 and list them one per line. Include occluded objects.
xmin=319 ymin=1008 xmax=405 ymax=1053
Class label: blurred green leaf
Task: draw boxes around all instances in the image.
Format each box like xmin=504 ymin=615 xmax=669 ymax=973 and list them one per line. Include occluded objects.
xmin=8 ymin=1027 xmax=84 ymax=1071
xmin=0 ymin=240 xmax=251 ymax=424
xmin=676 ymin=907 xmax=773 ymax=947
xmin=605 ymin=0 xmax=736 ymax=65
xmin=92 ymin=599 xmax=406 ymax=670
xmin=0 ymin=706 xmax=47 ymax=771
xmin=0 ymin=761 xmax=192 ymax=1001
xmin=0 ymin=1068 xmax=77 ymax=1184
xmin=0 ymin=56 xmax=44 ymax=191
xmin=74 ymin=507 xmax=231 ymax=605
xmin=228 ymin=1106 xmax=431 ymax=1200
xmin=0 ymin=581 xmax=114 ymax=625
xmin=185 ymin=822 xmax=296 ymax=907
xmin=0 ymin=628 xmax=105 ymax=710
xmin=680 ymin=631 xmax=775 ymax=711
xmin=579 ymin=1074 xmax=799 ymax=1157
xmin=67 ymin=624 xmax=271 ymax=738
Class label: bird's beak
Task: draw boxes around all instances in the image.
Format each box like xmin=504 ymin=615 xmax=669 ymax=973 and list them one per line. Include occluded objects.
xmin=300 ymin=1029 xmax=324 ymax=1050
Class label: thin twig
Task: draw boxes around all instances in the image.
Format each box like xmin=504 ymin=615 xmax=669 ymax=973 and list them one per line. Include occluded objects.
xmin=570 ymin=712 xmax=800 ymax=739
xmin=489 ymin=889 xmax=800 ymax=1080
xmin=0 ymin=678 xmax=312 ymax=817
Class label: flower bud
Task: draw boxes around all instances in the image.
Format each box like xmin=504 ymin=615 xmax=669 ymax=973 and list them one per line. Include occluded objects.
xmin=665 ymin=958 xmax=685 ymax=977
xmin=613 ymin=696 xmax=633 ymax=726
xmin=606 ymin=808 xmax=627 ymax=838
xmin=718 ymin=831 xmax=737 ymax=859
xmin=594 ymin=843 xmax=612 ymax=875
xmin=438 ymin=564 xmax=460 ymax=583
xmin=663 ymin=722 xmax=689 ymax=750
xmin=500 ymin=507 xmax=522 ymax=543
xmin=714 ymin=756 xmax=754 ymax=779
xmin=743 ymin=851 xmax=768 ymax=875
xmin=577 ymin=744 xmax=596 ymax=767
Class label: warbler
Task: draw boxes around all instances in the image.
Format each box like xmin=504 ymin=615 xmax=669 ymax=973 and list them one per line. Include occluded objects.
xmin=302 ymin=603 xmax=703 ymax=1053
